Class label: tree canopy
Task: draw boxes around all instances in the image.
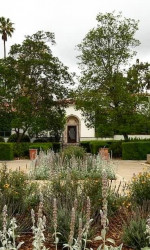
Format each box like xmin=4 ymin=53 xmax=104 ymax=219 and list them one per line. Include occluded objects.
xmin=0 ymin=31 xmax=73 ymax=141
xmin=75 ymin=12 xmax=150 ymax=139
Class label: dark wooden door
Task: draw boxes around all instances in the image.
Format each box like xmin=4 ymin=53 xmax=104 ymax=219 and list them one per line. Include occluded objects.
xmin=68 ymin=126 xmax=76 ymax=143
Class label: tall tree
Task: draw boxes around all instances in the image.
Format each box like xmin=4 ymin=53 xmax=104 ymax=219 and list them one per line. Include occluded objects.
xmin=75 ymin=12 xmax=150 ymax=139
xmin=0 ymin=17 xmax=15 ymax=58
xmin=0 ymin=31 xmax=73 ymax=142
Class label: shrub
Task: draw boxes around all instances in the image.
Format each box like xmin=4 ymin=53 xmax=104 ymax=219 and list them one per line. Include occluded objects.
xmin=0 ymin=136 xmax=5 ymax=142
xmin=52 ymin=142 xmax=61 ymax=152
xmin=43 ymin=177 xmax=87 ymax=243
xmin=30 ymin=151 xmax=116 ymax=181
xmin=0 ymin=165 xmax=39 ymax=227
xmin=12 ymin=143 xmax=30 ymax=158
xmin=89 ymin=141 xmax=109 ymax=154
xmin=42 ymin=170 xmax=121 ymax=244
xmin=81 ymin=140 xmax=123 ymax=158
xmin=122 ymin=215 xmax=149 ymax=249
xmin=8 ymin=134 xmax=30 ymax=142
xmin=122 ymin=141 xmax=150 ymax=160
xmin=128 ymin=171 xmax=150 ymax=205
xmin=80 ymin=141 xmax=91 ymax=153
xmin=109 ymin=140 xmax=123 ymax=158
xmin=29 ymin=143 xmax=52 ymax=152
xmin=0 ymin=143 xmax=14 ymax=160
xmin=33 ymin=138 xmax=48 ymax=143
xmin=63 ymin=146 xmax=86 ymax=159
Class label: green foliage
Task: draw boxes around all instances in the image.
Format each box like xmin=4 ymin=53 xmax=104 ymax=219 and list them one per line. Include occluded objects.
xmin=109 ymin=141 xmax=123 ymax=158
xmin=80 ymin=141 xmax=91 ymax=153
xmin=89 ymin=141 xmax=109 ymax=154
xmin=81 ymin=140 xmax=123 ymax=157
xmin=75 ymin=11 xmax=150 ymax=139
xmin=0 ymin=136 xmax=5 ymax=142
xmin=63 ymin=145 xmax=86 ymax=159
xmin=0 ymin=31 xmax=72 ymax=141
xmin=29 ymin=142 xmax=52 ymax=152
xmin=129 ymin=171 xmax=150 ymax=205
xmin=0 ymin=143 xmax=14 ymax=160
xmin=43 ymin=177 xmax=86 ymax=243
xmin=12 ymin=142 xmax=30 ymax=158
xmin=0 ymin=111 xmax=12 ymax=132
xmin=122 ymin=141 xmax=150 ymax=160
xmin=30 ymin=150 xmax=116 ymax=181
xmin=0 ymin=165 xmax=39 ymax=217
xmin=43 ymin=171 xmax=123 ymax=244
xmin=8 ymin=133 xmax=30 ymax=142
xmin=0 ymin=17 xmax=15 ymax=58
xmin=122 ymin=216 xmax=148 ymax=249
xmin=52 ymin=142 xmax=61 ymax=152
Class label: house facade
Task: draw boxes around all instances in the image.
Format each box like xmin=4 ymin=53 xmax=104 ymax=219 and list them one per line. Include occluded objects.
xmin=62 ymin=103 xmax=95 ymax=144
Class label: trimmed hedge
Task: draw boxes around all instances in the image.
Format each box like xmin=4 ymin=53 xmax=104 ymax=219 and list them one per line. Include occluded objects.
xmin=122 ymin=141 xmax=150 ymax=160
xmin=0 ymin=136 xmax=5 ymax=142
xmin=90 ymin=141 xmax=109 ymax=154
xmin=13 ymin=143 xmax=30 ymax=158
xmin=109 ymin=141 xmax=123 ymax=158
xmin=0 ymin=143 xmax=14 ymax=160
xmin=29 ymin=143 xmax=53 ymax=152
xmin=80 ymin=140 xmax=123 ymax=158
xmin=52 ymin=142 xmax=61 ymax=152
xmin=80 ymin=141 xmax=91 ymax=153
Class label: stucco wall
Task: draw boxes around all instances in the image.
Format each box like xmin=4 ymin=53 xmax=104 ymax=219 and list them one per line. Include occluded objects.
xmin=65 ymin=104 xmax=95 ymax=138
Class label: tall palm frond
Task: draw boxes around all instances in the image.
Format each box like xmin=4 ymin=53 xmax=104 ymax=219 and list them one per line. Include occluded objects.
xmin=0 ymin=17 xmax=15 ymax=58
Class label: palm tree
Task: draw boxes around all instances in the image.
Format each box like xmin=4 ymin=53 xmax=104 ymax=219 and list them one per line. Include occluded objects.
xmin=0 ymin=17 xmax=15 ymax=58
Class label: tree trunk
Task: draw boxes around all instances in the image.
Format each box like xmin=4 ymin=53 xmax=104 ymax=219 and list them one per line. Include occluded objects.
xmin=123 ymin=133 xmax=129 ymax=141
xmin=4 ymin=39 xmax=6 ymax=59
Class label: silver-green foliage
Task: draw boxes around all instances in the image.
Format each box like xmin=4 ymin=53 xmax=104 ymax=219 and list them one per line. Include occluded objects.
xmin=29 ymin=150 xmax=116 ymax=180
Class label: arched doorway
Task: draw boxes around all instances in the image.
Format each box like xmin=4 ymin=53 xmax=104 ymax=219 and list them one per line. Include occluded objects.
xmin=63 ymin=115 xmax=80 ymax=144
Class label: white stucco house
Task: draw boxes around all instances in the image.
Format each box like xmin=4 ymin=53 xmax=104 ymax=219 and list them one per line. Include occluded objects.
xmin=62 ymin=102 xmax=95 ymax=144
xmin=62 ymin=101 xmax=150 ymax=143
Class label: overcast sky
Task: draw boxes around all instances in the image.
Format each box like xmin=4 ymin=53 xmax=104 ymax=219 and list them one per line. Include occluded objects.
xmin=1 ymin=0 xmax=150 ymax=74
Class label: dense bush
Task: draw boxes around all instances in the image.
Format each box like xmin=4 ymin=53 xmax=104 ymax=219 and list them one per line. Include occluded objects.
xmin=109 ymin=140 xmax=123 ymax=158
xmin=80 ymin=140 xmax=122 ymax=158
xmin=33 ymin=138 xmax=48 ymax=143
xmin=52 ymin=142 xmax=61 ymax=152
xmin=122 ymin=141 xmax=150 ymax=160
xmin=0 ymin=136 xmax=5 ymax=142
xmin=89 ymin=141 xmax=109 ymax=154
xmin=63 ymin=145 xmax=86 ymax=159
xmin=122 ymin=213 xmax=149 ymax=249
xmin=8 ymin=134 xmax=30 ymax=142
xmin=0 ymin=166 xmax=39 ymax=218
xmin=80 ymin=141 xmax=91 ymax=153
xmin=30 ymin=150 xmax=116 ymax=181
xmin=128 ymin=171 xmax=150 ymax=205
xmin=43 ymin=171 xmax=121 ymax=244
xmin=0 ymin=143 xmax=14 ymax=160
xmin=13 ymin=142 xmax=30 ymax=158
xmin=29 ymin=142 xmax=52 ymax=152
